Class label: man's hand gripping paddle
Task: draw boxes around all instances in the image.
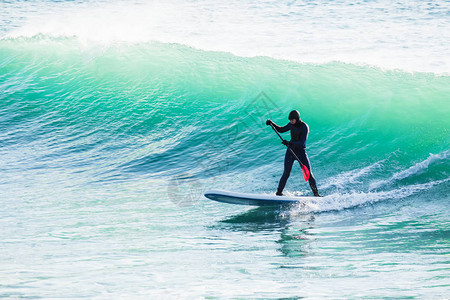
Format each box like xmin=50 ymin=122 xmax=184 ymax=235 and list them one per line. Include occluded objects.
xmin=269 ymin=123 xmax=310 ymax=182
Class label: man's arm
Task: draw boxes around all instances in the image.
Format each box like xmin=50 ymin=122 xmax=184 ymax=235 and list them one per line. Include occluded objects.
xmin=266 ymin=119 xmax=290 ymax=133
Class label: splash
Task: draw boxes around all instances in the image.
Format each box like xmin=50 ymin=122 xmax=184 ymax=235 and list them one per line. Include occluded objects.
xmin=2 ymin=0 xmax=450 ymax=73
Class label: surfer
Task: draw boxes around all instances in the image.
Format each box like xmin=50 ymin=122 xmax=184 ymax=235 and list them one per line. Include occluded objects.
xmin=266 ymin=110 xmax=321 ymax=197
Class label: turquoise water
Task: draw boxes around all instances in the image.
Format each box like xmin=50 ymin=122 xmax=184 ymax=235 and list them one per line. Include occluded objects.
xmin=1 ymin=0 xmax=449 ymax=298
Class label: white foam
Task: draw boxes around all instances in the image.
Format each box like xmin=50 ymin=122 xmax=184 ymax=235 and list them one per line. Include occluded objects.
xmin=288 ymin=177 xmax=450 ymax=215
xmin=321 ymin=159 xmax=386 ymax=190
xmin=2 ymin=0 xmax=450 ymax=74
xmin=369 ymin=151 xmax=449 ymax=190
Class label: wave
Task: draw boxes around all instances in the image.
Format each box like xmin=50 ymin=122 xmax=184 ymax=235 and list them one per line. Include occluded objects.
xmin=283 ymin=177 xmax=450 ymax=215
xmin=369 ymin=151 xmax=450 ymax=191
xmin=321 ymin=159 xmax=386 ymax=190
xmin=0 ymin=37 xmax=448 ymax=204
xmin=2 ymin=0 xmax=450 ymax=74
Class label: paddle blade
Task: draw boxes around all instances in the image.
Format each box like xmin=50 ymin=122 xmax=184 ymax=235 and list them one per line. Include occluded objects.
xmin=301 ymin=165 xmax=310 ymax=182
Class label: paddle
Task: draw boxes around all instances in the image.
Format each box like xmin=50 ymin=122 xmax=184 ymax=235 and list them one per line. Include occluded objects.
xmin=269 ymin=123 xmax=310 ymax=182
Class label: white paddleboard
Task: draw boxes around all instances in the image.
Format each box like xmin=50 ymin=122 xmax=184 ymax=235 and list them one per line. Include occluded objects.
xmin=204 ymin=189 xmax=318 ymax=206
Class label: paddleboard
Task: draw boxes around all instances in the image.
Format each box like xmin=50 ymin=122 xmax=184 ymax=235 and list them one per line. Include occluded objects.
xmin=204 ymin=189 xmax=318 ymax=206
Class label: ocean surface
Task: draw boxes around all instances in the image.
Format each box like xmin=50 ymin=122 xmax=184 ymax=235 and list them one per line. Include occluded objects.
xmin=1 ymin=0 xmax=449 ymax=298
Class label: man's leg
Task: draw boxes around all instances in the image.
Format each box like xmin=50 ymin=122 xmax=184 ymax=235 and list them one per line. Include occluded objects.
xmin=277 ymin=150 xmax=295 ymax=195
xmin=297 ymin=150 xmax=321 ymax=197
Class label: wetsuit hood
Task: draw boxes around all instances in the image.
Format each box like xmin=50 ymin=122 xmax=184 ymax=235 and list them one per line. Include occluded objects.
xmin=288 ymin=110 xmax=301 ymax=126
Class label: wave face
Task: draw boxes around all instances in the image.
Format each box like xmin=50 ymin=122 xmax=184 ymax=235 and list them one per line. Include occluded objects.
xmin=1 ymin=37 xmax=449 ymax=207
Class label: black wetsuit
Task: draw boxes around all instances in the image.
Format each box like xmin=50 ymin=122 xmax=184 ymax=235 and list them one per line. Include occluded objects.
xmin=272 ymin=121 xmax=319 ymax=195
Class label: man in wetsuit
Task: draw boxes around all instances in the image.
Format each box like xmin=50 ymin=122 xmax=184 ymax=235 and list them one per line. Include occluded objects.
xmin=266 ymin=110 xmax=321 ymax=197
